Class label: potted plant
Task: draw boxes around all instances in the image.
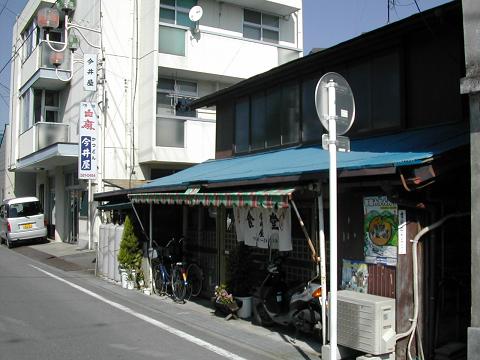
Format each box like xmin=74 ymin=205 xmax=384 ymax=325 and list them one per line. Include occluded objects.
xmin=212 ymin=284 xmax=239 ymax=320
xmin=117 ymin=215 xmax=142 ymax=290
xmin=226 ymin=243 xmax=254 ymax=318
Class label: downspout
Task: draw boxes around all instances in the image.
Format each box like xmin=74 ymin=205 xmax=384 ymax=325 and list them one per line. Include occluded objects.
xmin=395 ymin=212 xmax=469 ymax=360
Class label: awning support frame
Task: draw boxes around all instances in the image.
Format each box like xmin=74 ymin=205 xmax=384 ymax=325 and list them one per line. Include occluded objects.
xmin=290 ymin=199 xmax=320 ymax=264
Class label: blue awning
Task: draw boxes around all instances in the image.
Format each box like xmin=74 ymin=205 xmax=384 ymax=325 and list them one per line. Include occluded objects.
xmin=140 ymin=123 xmax=468 ymax=191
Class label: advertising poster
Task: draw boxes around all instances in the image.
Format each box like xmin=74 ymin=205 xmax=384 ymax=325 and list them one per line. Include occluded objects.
xmin=233 ymin=207 xmax=292 ymax=251
xmin=363 ymin=196 xmax=398 ymax=266
xmin=341 ymin=259 xmax=368 ymax=293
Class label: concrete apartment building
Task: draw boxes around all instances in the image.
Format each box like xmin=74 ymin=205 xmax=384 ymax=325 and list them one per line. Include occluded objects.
xmin=4 ymin=0 xmax=303 ymax=247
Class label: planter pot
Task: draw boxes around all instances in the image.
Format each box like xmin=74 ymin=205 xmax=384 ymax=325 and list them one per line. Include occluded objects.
xmin=143 ymin=288 xmax=151 ymax=295
xmin=127 ymin=280 xmax=135 ymax=290
xmin=236 ymin=296 xmax=253 ymax=319
xmin=120 ymin=269 xmax=128 ymax=289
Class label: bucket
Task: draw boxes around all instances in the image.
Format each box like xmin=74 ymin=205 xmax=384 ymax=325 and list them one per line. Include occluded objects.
xmin=236 ymin=296 xmax=253 ymax=319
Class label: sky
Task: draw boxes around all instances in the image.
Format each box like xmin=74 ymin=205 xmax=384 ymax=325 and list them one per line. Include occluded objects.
xmin=0 ymin=0 xmax=453 ymax=129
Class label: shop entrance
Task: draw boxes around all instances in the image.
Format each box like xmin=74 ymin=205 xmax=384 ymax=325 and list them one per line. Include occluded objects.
xmin=66 ymin=187 xmax=86 ymax=244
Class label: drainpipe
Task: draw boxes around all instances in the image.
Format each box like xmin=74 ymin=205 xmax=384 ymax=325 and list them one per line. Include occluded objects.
xmin=396 ymin=212 xmax=469 ymax=360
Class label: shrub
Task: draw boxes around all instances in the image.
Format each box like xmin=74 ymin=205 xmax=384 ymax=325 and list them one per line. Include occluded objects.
xmin=117 ymin=215 xmax=142 ymax=273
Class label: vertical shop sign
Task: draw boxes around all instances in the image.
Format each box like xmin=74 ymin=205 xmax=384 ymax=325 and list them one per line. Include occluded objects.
xmin=83 ymin=54 xmax=97 ymax=91
xmin=363 ymin=196 xmax=398 ymax=266
xmin=78 ymin=102 xmax=97 ymax=180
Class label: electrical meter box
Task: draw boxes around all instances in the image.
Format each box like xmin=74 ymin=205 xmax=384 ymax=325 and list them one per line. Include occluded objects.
xmin=333 ymin=290 xmax=396 ymax=355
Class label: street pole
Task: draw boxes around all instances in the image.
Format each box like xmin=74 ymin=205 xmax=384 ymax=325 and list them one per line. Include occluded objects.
xmin=327 ymin=80 xmax=338 ymax=360
xmin=88 ymin=179 xmax=92 ymax=250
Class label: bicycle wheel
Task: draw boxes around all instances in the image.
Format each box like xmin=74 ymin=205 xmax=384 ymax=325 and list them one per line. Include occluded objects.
xmin=171 ymin=267 xmax=187 ymax=302
xmin=187 ymin=263 xmax=203 ymax=297
xmin=153 ymin=266 xmax=167 ymax=296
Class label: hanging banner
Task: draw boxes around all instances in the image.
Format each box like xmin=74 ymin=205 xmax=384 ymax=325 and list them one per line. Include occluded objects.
xmin=83 ymin=54 xmax=97 ymax=91
xmin=363 ymin=196 xmax=398 ymax=266
xmin=78 ymin=102 xmax=98 ymax=180
xmin=233 ymin=207 xmax=292 ymax=251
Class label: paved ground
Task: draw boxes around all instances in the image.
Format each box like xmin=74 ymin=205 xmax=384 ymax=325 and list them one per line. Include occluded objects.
xmin=8 ymin=240 xmax=324 ymax=359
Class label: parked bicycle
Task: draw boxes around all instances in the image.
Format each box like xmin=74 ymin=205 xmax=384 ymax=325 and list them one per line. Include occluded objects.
xmin=152 ymin=237 xmax=204 ymax=302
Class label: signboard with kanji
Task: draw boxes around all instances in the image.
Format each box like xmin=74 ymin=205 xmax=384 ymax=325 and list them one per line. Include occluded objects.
xmin=78 ymin=102 xmax=98 ymax=180
xmin=83 ymin=54 xmax=97 ymax=91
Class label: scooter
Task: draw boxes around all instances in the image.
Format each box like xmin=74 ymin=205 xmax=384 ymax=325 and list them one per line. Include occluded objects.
xmin=252 ymin=255 xmax=322 ymax=335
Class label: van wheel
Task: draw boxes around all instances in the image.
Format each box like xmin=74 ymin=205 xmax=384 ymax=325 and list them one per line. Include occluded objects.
xmin=6 ymin=239 xmax=13 ymax=249
xmin=0 ymin=237 xmax=4 ymax=245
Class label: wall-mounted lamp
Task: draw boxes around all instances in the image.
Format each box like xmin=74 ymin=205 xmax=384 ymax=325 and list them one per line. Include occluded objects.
xmin=57 ymin=0 xmax=77 ymax=15
xmin=37 ymin=7 xmax=60 ymax=30
xmin=49 ymin=51 xmax=65 ymax=67
xmin=68 ymin=33 xmax=80 ymax=52
xmin=37 ymin=3 xmax=101 ymax=82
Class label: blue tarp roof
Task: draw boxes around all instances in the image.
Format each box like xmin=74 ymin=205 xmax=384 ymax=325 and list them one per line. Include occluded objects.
xmin=142 ymin=123 xmax=468 ymax=190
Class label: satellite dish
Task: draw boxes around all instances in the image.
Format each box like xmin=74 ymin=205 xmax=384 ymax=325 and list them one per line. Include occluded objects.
xmin=189 ymin=6 xmax=203 ymax=22
xmin=315 ymin=72 xmax=355 ymax=136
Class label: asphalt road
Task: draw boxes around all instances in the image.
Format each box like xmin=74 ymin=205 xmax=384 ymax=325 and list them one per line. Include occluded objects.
xmin=0 ymin=245 xmax=321 ymax=360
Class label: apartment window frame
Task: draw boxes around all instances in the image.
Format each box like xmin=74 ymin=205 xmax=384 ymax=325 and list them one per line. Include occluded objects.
xmin=22 ymin=89 xmax=61 ymax=133
xmin=159 ymin=0 xmax=197 ymax=28
xmin=243 ymin=9 xmax=280 ymax=44
xmin=156 ymin=77 xmax=198 ymax=117
xmin=21 ymin=89 xmax=33 ymax=133
xmin=22 ymin=20 xmax=39 ymax=62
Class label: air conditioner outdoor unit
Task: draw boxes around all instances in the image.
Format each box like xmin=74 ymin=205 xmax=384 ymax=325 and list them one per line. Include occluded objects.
xmin=333 ymin=290 xmax=396 ymax=356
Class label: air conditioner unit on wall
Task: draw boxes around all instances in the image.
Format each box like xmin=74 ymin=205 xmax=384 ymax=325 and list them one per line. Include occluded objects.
xmin=333 ymin=290 xmax=396 ymax=355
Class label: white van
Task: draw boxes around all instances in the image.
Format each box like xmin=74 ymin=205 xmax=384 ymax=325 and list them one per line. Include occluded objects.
xmin=0 ymin=197 xmax=47 ymax=248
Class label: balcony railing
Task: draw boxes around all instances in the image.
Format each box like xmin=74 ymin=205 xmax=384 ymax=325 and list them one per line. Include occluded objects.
xmin=39 ymin=40 xmax=71 ymax=71
xmin=18 ymin=122 xmax=70 ymax=159
xmin=36 ymin=122 xmax=69 ymax=150
xmin=21 ymin=40 xmax=72 ymax=88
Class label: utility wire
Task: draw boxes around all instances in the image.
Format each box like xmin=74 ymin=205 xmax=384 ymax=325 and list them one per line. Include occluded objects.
xmin=0 ymin=0 xmax=10 ymax=18
xmin=0 ymin=82 xmax=9 ymax=91
xmin=0 ymin=0 xmax=61 ymax=78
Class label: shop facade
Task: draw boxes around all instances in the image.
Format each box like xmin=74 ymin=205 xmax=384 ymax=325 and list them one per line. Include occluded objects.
xmin=95 ymin=2 xmax=471 ymax=359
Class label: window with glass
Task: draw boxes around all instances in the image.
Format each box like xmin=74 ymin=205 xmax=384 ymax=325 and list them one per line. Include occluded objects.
xmin=33 ymin=90 xmax=60 ymax=123
xmin=243 ymin=9 xmax=279 ymax=44
xmin=160 ymin=0 xmax=197 ymax=27
xmin=21 ymin=90 xmax=32 ymax=133
xmin=156 ymin=118 xmax=185 ymax=147
xmin=157 ymin=77 xmax=197 ymax=117
xmin=22 ymin=21 xmax=39 ymax=61
xmin=21 ymin=89 xmax=60 ymax=132
xmin=234 ymin=97 xmax=250 ymax=153
xmin=159 ymin=25 xmax=186 ymax=56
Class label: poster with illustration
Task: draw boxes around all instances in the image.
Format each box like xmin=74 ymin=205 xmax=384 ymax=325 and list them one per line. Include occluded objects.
xmin=341 ymin=259 xmax=369 ymax=293
xmin=364 ymin=196 xmax=398 ymax=266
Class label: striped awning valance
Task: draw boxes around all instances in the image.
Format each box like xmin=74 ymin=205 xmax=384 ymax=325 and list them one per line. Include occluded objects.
xmin=128 ymin=188 xmax=295 ymax=208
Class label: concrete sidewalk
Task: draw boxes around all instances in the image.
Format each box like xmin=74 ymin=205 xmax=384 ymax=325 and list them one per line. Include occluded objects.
xmin=15 ymin=240 xmax=97 ymax=273
xmin=15 ymin=240 xmax=324 ymax=359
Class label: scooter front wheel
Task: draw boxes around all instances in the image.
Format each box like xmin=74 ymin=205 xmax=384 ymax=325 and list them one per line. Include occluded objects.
xmin=252 ymin=302 xmax=275 ymax=327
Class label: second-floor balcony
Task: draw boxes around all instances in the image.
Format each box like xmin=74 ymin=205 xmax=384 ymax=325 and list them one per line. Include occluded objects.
xmin=20 ymin=40 xmax=71 ymax=92
xmin=138 ymin=114 xmax=216 ymax=165
xmin=14 ymin=121 xmax=78 ymax=173
xmin=158 ymin=25 xmax=301 ymax=81
xmin=18 ymin=122 xmax=70 ymax=160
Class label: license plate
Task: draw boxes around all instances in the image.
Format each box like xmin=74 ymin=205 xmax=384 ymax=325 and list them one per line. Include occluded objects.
xmin=22 ymin=223 xmax=33 ymax=230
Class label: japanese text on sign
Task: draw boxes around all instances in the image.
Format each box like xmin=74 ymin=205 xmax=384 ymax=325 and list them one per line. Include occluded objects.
xmin=78 ymin=102 xmax=97 ymax=180
xmin=83 ymin=54 xmax=97 ymax=91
